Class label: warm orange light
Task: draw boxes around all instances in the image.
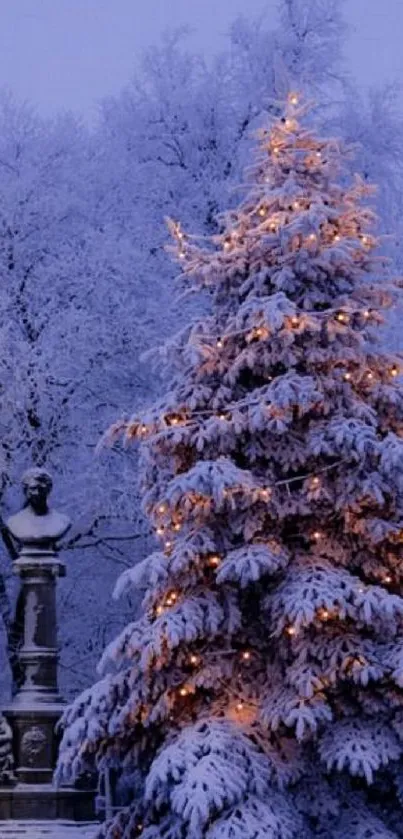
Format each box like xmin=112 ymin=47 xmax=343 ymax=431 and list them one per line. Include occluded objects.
xmin=289 ymin=93 xmax=299 ymax=106
xmin=344 ymin=372 xmax=351 ymax=381
xmin=286 ymin=626 xmax=297 ymax=637
xmin=189 ymin=654 xmax=199 ymax=666
xmin=158 ymin=504 xmax=167 ymax=514
xmin=179 ymin=687 xmax=189 ymax=697
xmin=260 ymin=488 xmax=271 ymax=501
xmin=208 ymin=555 xmax=221 ymax=568
xmin=242 ymin=651 xmax=251 ymax=661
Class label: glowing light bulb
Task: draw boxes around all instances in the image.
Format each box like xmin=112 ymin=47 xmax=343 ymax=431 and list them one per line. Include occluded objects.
xmin=236 ymin=702 xmax=244 ymax=711
xmin=158 ymin=504 xmax=167 ymax=514
xmin=165 ymin=540 xmax=172 ymax=551
xmin=363 ymin=310 xmax=370 ymax=319
xmin=260 ymin=488 xmax=271 ymax=502
xmin=316 ymin=151 xmax=322 ymax=159
xmin=289 ymin=93 xmax=299 ymax=106
xmin=367 ymin=372 xmax=373 ymax=381
xmin=291 ymin=316 xmax=299 ymax=327
xmin=242 ymin=651 xmax=251 ymax=661
xmin=320 ymin=608 xmax=329 ymax=620
xmin=391 ymin=366 xmax=399 ymax=377
xmin=344 ymin=372 xmax=351 ymax=381
xmin=173 ymin=522 xmax=182 ymax=531
xmin=139 ymin=424 xmax=148 ymax=436
xmin=286 ymin=626 xmax=297 ymax=637
xmin=285 ymin=119 xmax=293 ymax=129
xmin=209 ymin=555 xmax=221 ymax=568
xmin=179 ymin=687 xmax=189 ymax=697
xmin=179 ymin=251 xmax=186 ymax=260
xmin=156 ymin=605 xmax=163 ymax=616
xmin=170 ymin=416 xmax=179 ymax=426
xmin=189 ymin=654 xmax=199 ymax=666
xmin=269 ymin=223 xmax=277 ymax=233
xmin=258 ymin=206 xmax=267 ymax=217
xmin=311 ymin=477 xmax=320 ymax=488
xmin=156 ymin=526 xmax=164 ymax=536
xmin=312 ymin=531 xmax=322 ymax=541
xmin=361 ymin=235 xmax=370 ymax=246
xmin=336 ymin=312 xmax=348 ymax=323
xmin=334 ymin=234 xmax=341 ymax=242
xmin=384 ymin=574 xmax=392 ymax=584
xmin=218 ymin=413 xmax=227 ymax=421
xmin=223 ymin=237 xmax=232 ymax=251
xmin=293 ymin=200 xmax=301 ymax=210
xmin=273 ymin=146 xmax=280 ymax=156
xmin=216 ymin=337 xmax=224 ymax=349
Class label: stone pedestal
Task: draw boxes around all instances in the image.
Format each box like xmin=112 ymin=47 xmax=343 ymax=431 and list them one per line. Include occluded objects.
xmin=4 ymin=549 xmax=66 ymax=787
xmin=0 ymin=469 xmax=95 ymax=822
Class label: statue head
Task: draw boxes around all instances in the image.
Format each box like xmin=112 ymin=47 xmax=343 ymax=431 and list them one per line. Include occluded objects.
xmin=22 ymin=468 xmax=53 ymax=515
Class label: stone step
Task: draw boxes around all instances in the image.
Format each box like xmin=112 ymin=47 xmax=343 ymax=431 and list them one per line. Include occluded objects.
xmin=0 ymin=821 xmax=99 ymax=838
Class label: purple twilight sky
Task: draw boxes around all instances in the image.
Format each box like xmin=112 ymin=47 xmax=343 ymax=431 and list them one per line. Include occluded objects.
xmin=1 ymin=0 xmax=403 ymax=121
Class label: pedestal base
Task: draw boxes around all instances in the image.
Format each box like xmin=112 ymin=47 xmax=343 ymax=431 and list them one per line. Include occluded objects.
xmin=4 ymin=702 xmax=64 ymax=784
xmin=0 ymin=783 xmax=96 ymax=821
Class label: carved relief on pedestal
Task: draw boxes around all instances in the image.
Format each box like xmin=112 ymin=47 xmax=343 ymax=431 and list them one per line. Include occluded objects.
xmin=20 ymin=726 xmax=47 ymax=767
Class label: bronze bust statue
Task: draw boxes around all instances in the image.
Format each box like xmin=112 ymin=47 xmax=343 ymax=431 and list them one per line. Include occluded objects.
xmin=7 ymin=468 xmax=71 ymax=547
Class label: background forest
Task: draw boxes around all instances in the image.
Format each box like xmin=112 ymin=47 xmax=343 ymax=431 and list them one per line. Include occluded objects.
xmin=1 ymin=0 xmax=403 ymax=700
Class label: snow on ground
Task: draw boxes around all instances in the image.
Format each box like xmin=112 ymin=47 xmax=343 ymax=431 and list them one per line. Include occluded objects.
xmin=0 ymin=821 xmax=98 ymax=838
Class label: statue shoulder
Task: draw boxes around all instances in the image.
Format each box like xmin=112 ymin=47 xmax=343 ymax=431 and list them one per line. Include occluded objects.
xmin=6 ymin=507 xmax=71 ymax=545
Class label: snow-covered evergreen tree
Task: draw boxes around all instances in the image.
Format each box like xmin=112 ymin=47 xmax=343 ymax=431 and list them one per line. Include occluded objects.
xmin=57 ymin=96 xmax=403 ymax=838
